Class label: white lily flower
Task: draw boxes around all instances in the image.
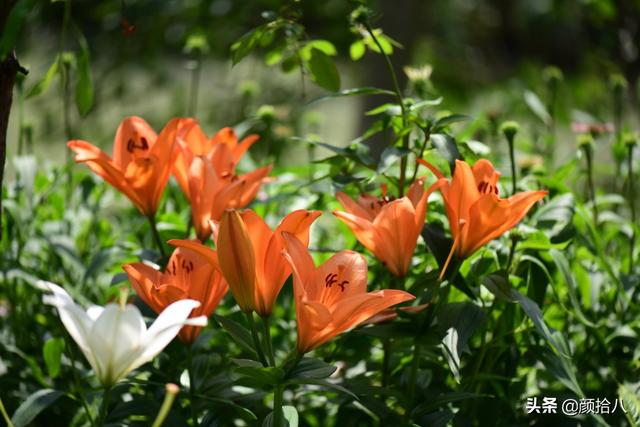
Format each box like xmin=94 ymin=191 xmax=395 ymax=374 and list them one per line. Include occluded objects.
xmin=38 ymin=280 xmax=207 ymax=386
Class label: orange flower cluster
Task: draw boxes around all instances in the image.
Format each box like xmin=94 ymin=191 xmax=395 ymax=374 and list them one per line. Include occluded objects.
xmin=69 ymin=116 xmax=546 ymax=352
xmin=68 ymin=116 xmax=271 ymax=240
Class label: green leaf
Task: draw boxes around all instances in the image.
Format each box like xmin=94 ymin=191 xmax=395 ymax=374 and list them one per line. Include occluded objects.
xmin=307 ymin=47 xmax=340 ymax=92
xmin=377 ymin=146 xmax=410 ymax=174
xmin=11 ymin=389 xmax=65 ymax=427
xmin=438 ymin=302 xmax=486 ymax=382
xmin=235 ymin=366 xmax=285 ymax=387
xmin=42 ymin=337 xmax=65 ymax=379
xmin=231 ymin=27 xmax=266 ymax=66
xmin=308 ymin=87 xmax=395 ymax=104
xmin=286 ymin=378 xmax=358 ymax=400
xmin=619 ymin=383 xmax=640 ymax=427
xmin=434 ymin=114 xmax=471 ymax=129
xmin=411 ymin=392 xmax=486 ymax=417
xmin=548 ymin=248 xmax=596 ymax=327
xmin=26 ymin=59 xmax=59 ymax=99
xmin=214 ymin=314 xmax=257 ymax=357
xmin=430 ymin=133 xmax=463 ymax=174
xmin=0 ymin=0 xmax=32 ymax=58
xmin=287 ymin=357 xmax=337 ymax=380
xmin=75 ymin=36 xmax=93 ymax=116
xmin=524 ymin=90 xmax=551 ymax=126
xmin=262 ymin=406 xmax=299 ymax=427
xmin=349 ymin=40 xmax=366 ymax=61
xmin=300 ymin=40 xmax=337 ymax=60
xmin=481 ymin=272 xmax=516 ymax=302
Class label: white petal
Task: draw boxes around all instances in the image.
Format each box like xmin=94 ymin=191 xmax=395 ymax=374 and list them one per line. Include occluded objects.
xmin=88 ymin=304 xmax=146 ymax=385
xmin=128 ymin=299 xmax=203 ymax=371
xmin=38 ymin=281 xmax=100 ymax=375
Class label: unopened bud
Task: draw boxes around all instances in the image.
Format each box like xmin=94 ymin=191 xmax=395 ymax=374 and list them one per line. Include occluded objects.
xmin=500 ymin=121 xmax=519 ymax=141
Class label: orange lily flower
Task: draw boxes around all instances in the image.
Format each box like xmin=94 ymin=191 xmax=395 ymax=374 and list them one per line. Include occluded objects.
xmin=123 ymin=245 xmax=228 ymax=343
xmin=281 ymin=232 xmax=415 ymax=353
xmin=187 ymin=156 xmax=272 ymax=241
xmin=333 ymin=179 xmax=445 ymax=277
xmin=173 ymin=123 xmax=260 ymax=199
xmin=170 ymin=209 xmax=321 ymax=316
xmin=68 ymin=116 xmax=189 ymax=218
xmin=418 ymin=158 xmax=547 ymax=277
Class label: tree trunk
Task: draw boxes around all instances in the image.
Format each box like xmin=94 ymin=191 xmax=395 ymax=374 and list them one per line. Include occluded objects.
xmin=0 ymin=0 xmax=25 ymax=239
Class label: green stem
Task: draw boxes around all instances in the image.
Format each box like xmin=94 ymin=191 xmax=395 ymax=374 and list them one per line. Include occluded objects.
xmin=261 ymin=316 xmax=276 ymax=366
xmin=363 ymin=22 xmax=409 ymax=197
xmin=0 ymin=398 xmax=15 ymax=427
xmin=187 ymin=347 xmax=198 ymax=426
xmin=97 ymin=386 xmax=112 ymax=427
xmin=151 ymin=384 xmax=180 ymax=427
xmin=147 ymin=214 xmax=167 ymax=257
xmin=272 ymin=383 xmax=285 ymax=427
xmin=507 ymin=136 xmax=517 ymax=196
xmin=628 ymin=144 xmax=636 ymax=275
xmin=187 ymin=57 xmax=201 ymax=117
xmin=64 ymin=335 xmax=95 ymax=427
xmin=408 ymin=338 xmax=420 ymax=403
xmin=246 ymin=312 xmax=268 ymax=366
xmin=381 ymin=338 xmax=391 ymax=387
xmin=584 ymin=144 xmax=598 ymax=225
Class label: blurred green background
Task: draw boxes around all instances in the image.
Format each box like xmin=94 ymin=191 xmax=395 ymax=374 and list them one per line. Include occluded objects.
xmin=6 ymin=0 xmax=640 ymax=173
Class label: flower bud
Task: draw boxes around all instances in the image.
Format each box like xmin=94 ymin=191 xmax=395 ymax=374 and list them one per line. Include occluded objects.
xmin=217 ymin=209 xmax=256 ymax=312
xmin=500 ymin=121 xmax=520 ymax=142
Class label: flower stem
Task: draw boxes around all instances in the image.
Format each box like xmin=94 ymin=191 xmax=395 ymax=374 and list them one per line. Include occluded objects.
xmin=151 ymin=384 xmax=180 ymax=427
xmin=0 ymin=398 xmax=15 ymax=427
xmin=272 ymin=383 xmax=285 ymax=427
xmin=628 ymin=143 xmax=636 ymax=275
xmin=508 ymin=137 xmax=517 ymax=196
xmin=97 ymin=386 xmax=112 ymax=427
xmin=408 ymin=338 xmax=420 ymax=404
xmin=147 ymin=214 xmax=167 ymax=258
xmin=261 ymin=316 xmax=276 ymax=366
xmin=585 ymin=144 xmax=598 ymax=225
xmin=245 ymin=312 xmax=268 ymax=366
xmin=381 ymin=338 xmax=391 ymax=387
xmin=187 ymin=347 xmax=198 ymax=426
xmin=363 ymin=22 xmax=409 ymax=197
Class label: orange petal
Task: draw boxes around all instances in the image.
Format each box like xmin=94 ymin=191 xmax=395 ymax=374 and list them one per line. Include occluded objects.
xmin=67 ymin=140 xmax=148 ymax=215
xmin=233 ymin=134 xmax=260 ymax=162
xmin=296 ymin=300 xmax=332 ymax=353
xmin=217 ymin=210 xmax=256 ymax=312
xmin=228 ymin=165 xmax=273 ymax=208
xmin=123 ymin=263 xmax=165 ymax=313
xmin=313 ymin=250 xmax=368 ymax=308
xmin=462 ymin=190 xmax=547 ymax=257
xmin=336 ymin=192 xmax=375 ymax=221
xmin=281 ymin=231 xmax=316 ymax=294
xmin=112 ymin=116 xmax=157 ymax=170
xmin=257 ymin=210 xmax=322 ymax=316
xmin=372 ymin=198 xmax=420 ymax=277
xmin=472 ymin=159 xmax=501 ymax=189
xmin=168 ymin=239 xmax=219 ymax=267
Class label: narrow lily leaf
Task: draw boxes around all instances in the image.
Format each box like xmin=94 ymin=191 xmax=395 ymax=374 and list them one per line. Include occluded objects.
xmin=287 ymin=357 xmax=337 ymax=380
xmin=26 ymin=59 xmax=59 ymax=99
xmin=524 ymin=90 xmax=551 ymax=126
xmin=75 ymin=32 xmax=94 ymax=116
xmin=308 ymin=87 xmax=395 ymax=105
xmin=11 ymin=389 xmax=65 ymax=427
xmin=214 ymin=314 xmax=257 ymax=357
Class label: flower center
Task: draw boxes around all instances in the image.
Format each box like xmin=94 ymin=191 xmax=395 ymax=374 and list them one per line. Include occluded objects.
xmin=324 ymin=272 xmax=349 ymax=292
xmin=168 ymin=258 xmax=195 ymax=275
xmin=477 ymin=181 xmax=498 ymax=195
xmin=127 ymin=137 xmax=149 ymax=153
